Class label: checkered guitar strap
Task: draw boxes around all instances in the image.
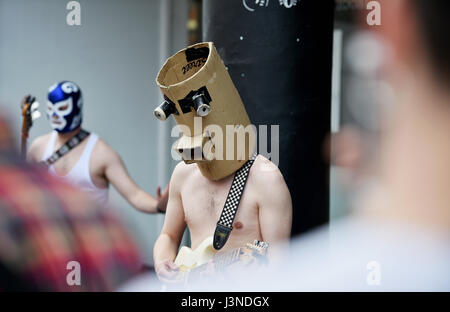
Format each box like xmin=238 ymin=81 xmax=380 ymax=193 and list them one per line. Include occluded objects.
xmin=42 ymin=129 xmax=90 ymax=166
xmin=213 ymin=153 xmax=258 ymax=250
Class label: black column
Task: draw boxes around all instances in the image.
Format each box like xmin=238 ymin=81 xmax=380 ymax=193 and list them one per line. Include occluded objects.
xmin=203 ymin=0 xmax=334 ymax=236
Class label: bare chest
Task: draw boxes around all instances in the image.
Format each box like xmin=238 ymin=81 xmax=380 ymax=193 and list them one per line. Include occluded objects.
xmin=180 ymin=170 xmax=261 ymax=250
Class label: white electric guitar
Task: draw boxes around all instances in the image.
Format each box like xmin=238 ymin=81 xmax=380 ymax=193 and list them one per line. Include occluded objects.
xmin=167 ymin=236 xmax=269 ymax=287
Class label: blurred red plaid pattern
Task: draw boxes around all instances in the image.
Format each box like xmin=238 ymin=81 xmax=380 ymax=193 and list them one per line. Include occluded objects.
xmin=0 ymin=143 xmax=142 ymax=291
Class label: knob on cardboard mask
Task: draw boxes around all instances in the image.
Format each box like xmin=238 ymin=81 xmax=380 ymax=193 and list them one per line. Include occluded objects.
xmin=154 ymin=42 xmax=256 ymax=181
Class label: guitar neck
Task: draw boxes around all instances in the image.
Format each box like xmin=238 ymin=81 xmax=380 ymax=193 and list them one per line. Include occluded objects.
xmin=177 ymin=241 xmax=268 ymax=287
xmin=21 ymin=120 xmax=30 ymax=160
xmin=20 ymin=102 xmax=31 ymax=160
xmin=187 ymin=247 xmax=242 ymax=276
xmin=212 ymin=247 xmax=242 ymax=271
xmin=21 ymin=137 xmax=27 ymax=160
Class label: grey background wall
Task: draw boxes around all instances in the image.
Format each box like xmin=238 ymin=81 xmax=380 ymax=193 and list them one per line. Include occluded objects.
xmin=0 ymin=0 xmax=188 ymax=265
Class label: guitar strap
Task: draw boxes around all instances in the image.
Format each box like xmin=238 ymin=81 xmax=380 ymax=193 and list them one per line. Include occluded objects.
xmin=42 ymin=129 xmax=90 ymax=166
xmin=213 ymin=153 xmax=257 ymax=250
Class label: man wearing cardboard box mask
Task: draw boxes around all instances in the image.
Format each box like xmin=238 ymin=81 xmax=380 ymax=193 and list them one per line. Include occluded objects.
xmin=153 ymin=42 xmax=292 ymax=283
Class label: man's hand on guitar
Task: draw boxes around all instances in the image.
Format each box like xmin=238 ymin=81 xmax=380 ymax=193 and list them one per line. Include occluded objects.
xmin=20 ymin=94 xmax=41 ymax=159
xmin=20 ymin=95 xmax=28 ymax=110
xmin=155 ymin=259 xmax=181 ymax=283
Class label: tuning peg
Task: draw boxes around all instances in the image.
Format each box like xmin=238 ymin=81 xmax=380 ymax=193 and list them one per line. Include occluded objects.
xmin=29 ymin=100 xmax=41 ymax=121
xmin=31 ymin=101 xmax=39 ymax=111
xmin=31 ymin=111 xmax=41 ymax=121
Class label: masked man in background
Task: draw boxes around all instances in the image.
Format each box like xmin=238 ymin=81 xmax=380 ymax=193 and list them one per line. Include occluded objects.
xmin=27 ymin=81 xmax=168 ymax=213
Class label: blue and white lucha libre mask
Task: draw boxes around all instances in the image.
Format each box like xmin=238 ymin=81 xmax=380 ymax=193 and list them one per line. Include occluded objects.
xmin=47 ymin=81 xmax=83 ymax=133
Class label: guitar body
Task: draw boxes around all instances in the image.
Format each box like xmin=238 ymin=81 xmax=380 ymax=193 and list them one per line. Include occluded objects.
xmin=169 ymin=236 xmax=269 ymax=287
xmin=174 ymin=236 xmax=217 ymax=272
xmin=161 ymin=237 xmax=268 ymax=290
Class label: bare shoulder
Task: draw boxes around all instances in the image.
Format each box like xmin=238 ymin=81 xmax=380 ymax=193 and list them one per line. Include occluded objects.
xmin=92 ymin=137 xmax=120 ymax=162
xmin=249 ymin=155 xmax=292 ymax=211
xmin=249 ymin=154 xmax=286 ymax=185
xmin=93 ymin=137 xmax=116 ymax=154
xmin=89 ymin=137 xmax=125 ymax=179
xmin=171 ymin=161 xmax=194 ymax=185
xmin=27 ymin=132 xmax=53 ymax=162
xmin=169 ymin=161 xmax=199 ymax=195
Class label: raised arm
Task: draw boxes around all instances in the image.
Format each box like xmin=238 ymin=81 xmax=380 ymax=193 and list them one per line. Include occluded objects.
xmin=153 ymin=162 xmax=188 ymax=282
xmin=101 ymin=140 xmax=168 ymax=213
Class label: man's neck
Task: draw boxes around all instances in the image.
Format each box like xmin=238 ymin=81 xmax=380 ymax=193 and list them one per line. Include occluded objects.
xmin=57 ymin=127 xmax=82 ymax=142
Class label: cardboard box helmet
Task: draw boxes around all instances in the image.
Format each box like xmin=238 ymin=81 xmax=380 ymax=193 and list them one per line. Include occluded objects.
xmin=154 ymin=42 xmax=256 ymax=181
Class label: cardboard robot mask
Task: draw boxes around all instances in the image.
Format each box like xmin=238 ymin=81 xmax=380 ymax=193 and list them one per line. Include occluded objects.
xmin=154 ymin=42 xmax=256 ymax=181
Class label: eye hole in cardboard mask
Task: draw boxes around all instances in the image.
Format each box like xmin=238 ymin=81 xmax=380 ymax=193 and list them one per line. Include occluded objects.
xmin=155 ymin=44 xmax=212 ymax=120
xmin=178 ymin=86 xmax=212 ymax=117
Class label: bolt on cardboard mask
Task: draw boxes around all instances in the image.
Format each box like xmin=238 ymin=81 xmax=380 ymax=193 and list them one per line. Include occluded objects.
xmin=154 ymin=42 xmax=256 ymax=181
xmin=47 ymin=81 xmax=83 ymax=133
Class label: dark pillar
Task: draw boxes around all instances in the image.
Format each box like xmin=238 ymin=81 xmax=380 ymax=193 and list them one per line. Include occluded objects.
xmin=203 ymin=0 xmax=334 ymax=236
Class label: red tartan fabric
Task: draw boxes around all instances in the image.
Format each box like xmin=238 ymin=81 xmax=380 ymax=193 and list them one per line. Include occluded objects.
xmin=0 ymin=120 xmax=142 ymax=291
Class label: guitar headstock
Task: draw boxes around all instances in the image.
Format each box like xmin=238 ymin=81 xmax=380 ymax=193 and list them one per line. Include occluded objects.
xmin=246 ymin=240 xmax=269 ymax=256
xmin=236 ymin=240 xmax=269 ymax=266
xmin=21 ymin=95 xmax=41 ymax=137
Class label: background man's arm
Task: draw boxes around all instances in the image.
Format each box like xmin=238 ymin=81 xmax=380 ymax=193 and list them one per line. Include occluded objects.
xmin=153 ymin=164 xmax=187 ymax=282
xmin=102 ymin=142 xmax=168 ymax=213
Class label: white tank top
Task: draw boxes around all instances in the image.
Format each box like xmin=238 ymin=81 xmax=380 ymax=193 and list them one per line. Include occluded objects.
xmin=42 ymin=131 xmax=109 ymax=208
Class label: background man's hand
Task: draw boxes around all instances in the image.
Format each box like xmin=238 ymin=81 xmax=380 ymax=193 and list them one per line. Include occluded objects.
xmin=156 ymin=185 xmax=169 ymax=213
